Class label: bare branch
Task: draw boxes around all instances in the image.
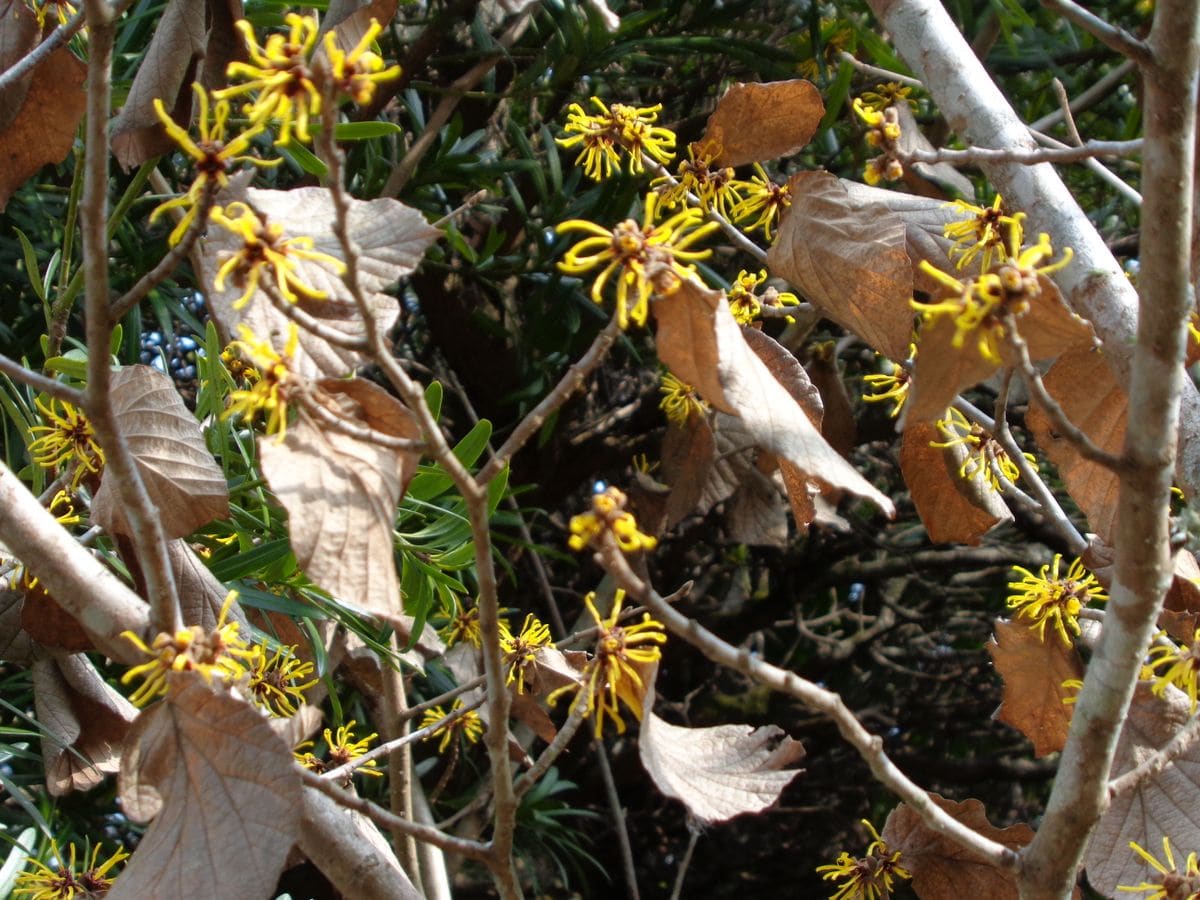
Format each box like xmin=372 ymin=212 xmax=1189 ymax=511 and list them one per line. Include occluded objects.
xmin=596 ymin=537 xmax=1020 ymax=875
xmin=1030 ymin=60 xmax=1138 ymax=133
xmin=0 ymin=7 xmax=87 ymax=93
xmin=1107 ymin=711 xmax=1200 ymax=802
xmin=80 ymin=0 xmax=181 ymax=636
xmin=836 ymin=50 xmax=923 ymax=89
xmin=1040 ymin=0 xmax=1152 ymax=64
xmin=0 ymin=355 xmax=85 ymax=406
xmin=897 ymin=138 xmax=1142 ymax=168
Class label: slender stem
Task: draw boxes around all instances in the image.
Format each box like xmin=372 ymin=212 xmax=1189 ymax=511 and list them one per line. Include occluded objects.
xmin=1040 ymin=0 xmax=1152 ymax=63
xmin=595 ymin=739 xmax=641 ymax=900
xmin=596 ymin=537 xmax=1018 ymax=874
xmin=668 ymin=824 xmax=702 ymax=900
xmin=836 ymin=50 xmax=922 ymax=89
xmin=381 ymin=640 xmax=422 ymax=889
xmin=0 ymin=356 xmax=85 ymax=405
xmin=1029 ymin=60 xmax=1138 ymax=133
xmin=259 ymin=278 xmax=369 ymax=351
xmin=897 ymin=138 xmax=1142 ymax=168
xmin=80 ymin=0 xmax=181 ymax=636
xmin=1107 ymin=712 xmax=1200 ymax=802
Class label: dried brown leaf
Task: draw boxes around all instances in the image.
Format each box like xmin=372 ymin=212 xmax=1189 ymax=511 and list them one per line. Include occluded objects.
xmin=1083 ymin=684 xmax=1200 ymax=895
xmin=652 ymin=273 xmax=894 ymax=516
xmin=0 ymin=2 xmax=40 ymax=131
xmin=725 ymin=461 xmax=788 ymax=547
xmin=0 ymin=46 xmax=85 ymax=211
xmin=702 ymin=80 xmax=823 ymax=168
xmin=112 ymin=672 xmax=300 ymax=900
xmin=882 ymin=794 xmax=1035 ymax=900
xmin=1027 ymin=346 xmax=1125 ymax=542
xmin=899 ymin=421 xmax=1011 ymax=545
xmin=639 ymin=663 xmax=804 ymax=823
xmin=986 ymin=618 xmax=1083 ymax=757
xmin=200 ymin=186 xmax=441 ymax=380
xmin=21 ymin=577 xmax=92 ymax=653
xmin=904 ymin=315 xmax=1004 ymax=425
xmin=768 ymin=171 xmax=913 ymax=363
xmin=0 ymin=585 xmax=34 ymax=664
xmin=259 ymin=379 xmax=420 ymax=623
xmin=892 ymin=103 xmax=975 ymax=198
xmin=91 ymin=366 xmax=229 ymax=539
xmin=169 ymin=539 xmax=247 ymax=633
xmin=804 ymin=351 xmax=857 ymax=457
xmin=34 ymin=654 xmax=137 ymax=796
xmin=1162 ymin=551 xmax=1200 ymax=643
xmin=110 ymin=0 xmax=206 ymax=169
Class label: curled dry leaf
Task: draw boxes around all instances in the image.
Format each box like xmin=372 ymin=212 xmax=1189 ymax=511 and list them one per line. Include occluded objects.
xmin=1162 ymin=550 xmax=1200 ymax=644
xmin=768 ymin=171 xmax=914 ymax=363
xmin=259 ymin=379 xmax=421 ymax=625
xmin=1026 ymin=345 xmax=1125 ymax=543
xmin=660 ymin=415 xmax=715 ymax=529
xmin=0 ymin=45 xmax=86 ymax=212
xmin=200 ymin=185 xmax=441 ymax=381
xmin=985 ymin=618 xmax=1083 ymax=758
xmin=33 ymin=653 xmax=137 ymax=796
xmin=882 ymin=793 xmax=1037 ymax=900
xmin=91 ymin=366 xmax=230 ymax=540
xmin=638 ymin=663 xmax=804 ymax=824
xmin=899 ymin=421 xmax=1012 ymax=545
xmin=701 ymin=79 xmax=824 ymax=168
xmin=112 ymin=672 xmax=300 ymax=900
xmin=652 ymin=271 xmax=894 ymax=516
xmin=1083 ymin=684 xmax=1200 ymax=896
xmin=109 ymin=0 xmax=242 ymax=169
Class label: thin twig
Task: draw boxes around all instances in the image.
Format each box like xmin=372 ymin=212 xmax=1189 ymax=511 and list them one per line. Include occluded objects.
xmin=80 ymin=0 xmax=182 ymax=636
xmin=595 ymin=537 xmax=1020 ymax=874
xmin=595 ymin=739 xmax=641 ymax=900
xmin=669 ymin=823 xmax=702 ymax=900
xmin=1040 ymin=0 xmax=1152 ymax=64
xmin=643 ymin=159 xmax=768 ymax=264
xmin=259 ymin=279 xmax=370 ymax=351
xmin=381 ymin=637 xmax=422 ymax=889
xmin=1029 ymin=127 xmax=1142 ymax=205
xmin=836 ymin=51 xmax=923 ymax=89
xmin=108 ymin=180 xmax=219 ymax=323
xmin=1000 ymin=312 xmax=1125 ymax=471
xmin=1029 ymin=60 xmax=1137 ymax=133
xmin=431 ymin=189 xmax=491 ymax=230
xmin=299 ymin=768 xmax=492 ymax=862
xmin=398 ymin=674 xmax=488 ymax=723
xmin=897 ymin=138 xmax=1142 ymax=168
xmin=0 ymin=8 xmax=87 ymax=93
xmin=295 ymin=389 xmax=426 ymax=452
xmin=1052 ymin=79 xmax=1085 ymax=148
xmin=0 ymin=356 xmax=84 ymax=405
xmin=1107 ymin=711 xmax=1200 ymax=801
xmin=477 ymin=314 xmax=621 ymax=486
xmin=318 ymin=94 xmax=522 ymax=899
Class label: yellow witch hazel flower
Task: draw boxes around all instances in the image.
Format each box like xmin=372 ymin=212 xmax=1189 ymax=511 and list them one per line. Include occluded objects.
xmin=862 ymin=344 xmax=915 ymax=419
xmin=322 ymin=18 xmax=401 ymax=106
xmin=912 ymin=229 xmax=1073 ymax=365
xmin=150 ymin=83 xmax=280 ymax=246
xmin=852 ymin=96 xmax=904 ymax=186
xmin=1146 ymin=628 xmax=1200 ymax=712
xmin=246 ymin=643 xmax=319 ymax=717
xmin=557 ymin=96 xmax=676 ymax=181
xmin=1118 ymin=836 xmax=1200 ymax=898
xmin=218 ymin=12 xmax=323 ymax=145
xmin=209 ymin=201 xmax=346 ymax=309
xmin=568 ymin=485 xmax=657 ymax=554
xmin=931 ymin=406 xmax=1034 ymax=493
xmin=944 ymin=194 xmax=1024 ymax=273
xmin=651 ymin=139 xmax=740 ymax=217
xmin=25 ymin=0 xmax=77 ymax=31
xmin=120 ymin=591 xmax=259 ymax=706
xmin=1007 ymin=554 xmax=1107 ymax=647
xmin=222 ymin=323 xmax=300 ymax=441
xmin=858 ymin=81 xmax=918 ymax=113
xmin=816 ymin=819 xmax=912 ymax=900
xmin=557 ymin=193 xmax=718 ymax=329
xmin=498 ymin=613 xmax=554 ymax=694
xmin=439 ymin=603 xmax=482 ymax=648
xmin=27 ymin=397 xmax=105 ymax=489
xmin=726 ymin=268 xmax=800 ymax=325
xmin=295 ymin=720 xmax=383 ymax=783
xmin=659 ymin=371 xmax=708 ymax=426
xmin=548 ymin=588 xmax=667 ymax=738
xmin=14 ymin=842 xmax=129 ymax=900
xmin=421 ymin=700 xmax=484 ymax=753
xmin=729 ymin=164 xmax=792 ymax=241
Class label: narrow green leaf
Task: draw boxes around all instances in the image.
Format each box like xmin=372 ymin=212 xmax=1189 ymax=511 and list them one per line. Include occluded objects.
xmin=334 ymin=121 xmax=403 ymax=140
